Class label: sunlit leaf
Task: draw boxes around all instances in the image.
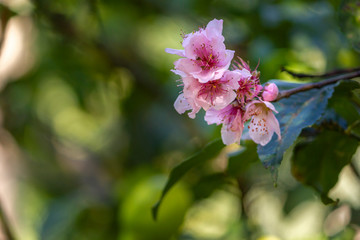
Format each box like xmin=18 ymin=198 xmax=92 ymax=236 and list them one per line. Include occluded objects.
xmin=257 ymin=80 xmax=338 ymax=180
xmin=152 ymin=139 xmax=224 ymax=220
xmin=292 ymin=130 xmax=358 ymax=204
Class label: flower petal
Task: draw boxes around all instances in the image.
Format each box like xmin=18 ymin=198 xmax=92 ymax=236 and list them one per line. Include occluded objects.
xmin=221 ymin=124 xmax=242 ymax=145
xmin=204 ymin=108 xmax=222 ymax=125
xmin=174 ymin=93 xmax=191 ymax=114
xmin=165 ymin=48 xmax=186 ymax=57
xmin=174 ymin=58 xmax=202 ymax=76
xmin=205 ymin=19 xmax=224 ymax=40
xmin=248 ymin=113 xmax=273 ymax=146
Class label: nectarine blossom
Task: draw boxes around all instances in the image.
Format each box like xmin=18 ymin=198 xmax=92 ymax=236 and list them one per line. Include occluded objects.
xmin=167 ymin=19 xmax=281 ymax=146
xmin=205 ymin=103 xmax=245 ymax=145
xmin=166 ymin=19 xmax=234 ymax=83
xmin=244 ymin=100 xmax=281 ymax=146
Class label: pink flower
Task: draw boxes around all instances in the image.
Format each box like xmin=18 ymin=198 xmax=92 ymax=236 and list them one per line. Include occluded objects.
xmin=166 ymin=19 xmax=234 ymax=83
xmin=236 ymin=68 xmax=263 ymax=104
xmin=205 ymin=104 xmax=245 ymax=145
xmin=191 ymin=70 xmax=240 ymax=110
xmin=174 ymin=70 xmax=240 ymax=118
xmin=262 ymin=83 xmax=278 ymax=102
xmin=232 ymin=57 xmax=262 ymax=104
xmin=244 ymin=100 xmax=281 ymax=146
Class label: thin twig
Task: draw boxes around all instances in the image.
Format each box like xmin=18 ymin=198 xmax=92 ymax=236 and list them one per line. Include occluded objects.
xmin=275 ymin=69 xmax=360 ymax=101
xmin=281 ymin=66 xmax=360 ymax=79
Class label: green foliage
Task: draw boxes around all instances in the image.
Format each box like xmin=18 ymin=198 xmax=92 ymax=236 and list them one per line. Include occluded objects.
xmin=292 ymin=131 xmax=358 ymax=204
xmin=121 ymin=175 xmax=192 ymax=240
xmin=328 ymin=80 xmax=360 ymax=126
xmin=257 ymin=80 xmax=338 ymax=180
xmin=152 ymin=139 xmax=224 ymax=220
xmin=227 ymin=140 xmax=258 ymax=177
xmin=339 ymin=0 xmax=360 ymax=52
xmin=0 ymin=0 xmax=359 ymax=238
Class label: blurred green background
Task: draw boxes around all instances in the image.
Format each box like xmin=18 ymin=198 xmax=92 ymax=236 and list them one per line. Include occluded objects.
xmin=0 ymin=0 xmax=359 ymax=239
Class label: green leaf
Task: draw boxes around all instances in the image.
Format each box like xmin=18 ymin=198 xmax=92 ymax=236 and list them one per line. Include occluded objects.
xmin=292 ymin=131 xmax=358 ymax=204
xmin=152 ymin=139 xmax=224 ymax=220
xmin=328 ymin=80 xmax=360 ymax=125
xmin=227 ymin=140 xmax=258 ymax=177
xmin=257 ymin=80 xmax=338 ymax=180
xmin=192 ymin=173 xmax=229 ymax=200
xmin=339 ymin=0 xmax=360 ymax=52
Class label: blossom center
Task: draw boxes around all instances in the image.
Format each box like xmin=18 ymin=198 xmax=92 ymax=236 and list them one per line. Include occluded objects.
xmin=197 ymin=81 xmax=227 ymax=105
xmin=193 ymin=43 xmax=219 ymax=70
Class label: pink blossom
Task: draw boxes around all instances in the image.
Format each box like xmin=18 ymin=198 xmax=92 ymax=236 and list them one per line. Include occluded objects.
xmin=205 ymin=104 xmax=245 ymax=145
xmin=191 ymin=71 xmax=240 ymax=110
xmin=244 ymin=100 xmax=281 ymax=146
xmin=236 ymin=68 xmax=262 ymax=104
xmin=262 ymin=83 xmax=279 ymax=102
xmin=232 ymin=58 xmax=262 ymax=104
xmin=165 ymin=19 xmax=234 ymax=83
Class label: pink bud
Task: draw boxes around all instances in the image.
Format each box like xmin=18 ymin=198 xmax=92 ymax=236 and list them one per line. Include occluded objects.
xmin=262 ymin=83 xmax=278 ymax=102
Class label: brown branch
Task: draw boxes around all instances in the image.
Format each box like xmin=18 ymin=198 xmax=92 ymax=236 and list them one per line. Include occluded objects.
xmin=281 ymin=66 xmax=360 ymax=79
xmin=275 ymin=69 xmax=360 ymax=101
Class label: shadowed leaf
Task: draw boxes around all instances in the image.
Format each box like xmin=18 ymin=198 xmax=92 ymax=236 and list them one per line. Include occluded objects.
xmin=152 ymin=139 xmax=224 ymax=220
xmin=291 ymin=131 xmax=358 ymax=204
xmin=227 ymin=140 xmax=258 ymax=177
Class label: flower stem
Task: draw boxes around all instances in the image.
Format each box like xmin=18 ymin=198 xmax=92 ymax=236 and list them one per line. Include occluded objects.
xmin=275 ymin=69 xmax=360 ymax=101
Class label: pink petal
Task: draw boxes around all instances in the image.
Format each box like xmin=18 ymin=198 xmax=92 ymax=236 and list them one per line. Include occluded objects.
xmin=219 ymin=49 xmax=235 ymax=70
xmin=212 ymin=90 xmax=236 ymax=110
xmin=221 ymin=125 xmax=242 ymax=145
xmin=174 ymin=93 xmax=191 ymax=114
xmin=238 ymin=68 xmax=252 ymax=79
xmin=174 ymin=58 xmax=202 ymax=76
xmin=262 ymin=101 xmax=278 ymax=113
xmin=222 ymin=71 xmax=241 ymax=89
xmin=170 ymin=69 xmax=187 ymax=77
xmin=248 ymin=113 xmax=273 ymax=146
xmin=267 ymin=111 xmax=281 ymax=140
xmin=204 ymin=108 xmax=223 ymax=125
xmin=184 ymin=32 xmax=209 ymax=60
xmin=165 ymin=48 xmax=186 ymax=57
xmin=205 ymin=19 xmax=224 ymax=40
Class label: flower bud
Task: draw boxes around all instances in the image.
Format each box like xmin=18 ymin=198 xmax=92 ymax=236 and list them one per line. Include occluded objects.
xmin=262 ymin=83 xmax=278 ymax=102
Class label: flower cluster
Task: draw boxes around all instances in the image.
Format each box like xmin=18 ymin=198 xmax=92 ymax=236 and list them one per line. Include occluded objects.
xmin=166 ymin=19 xmax=281 ymax=146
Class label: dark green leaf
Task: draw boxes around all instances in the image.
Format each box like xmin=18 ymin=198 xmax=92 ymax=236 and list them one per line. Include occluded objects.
xmin=152 ymin=139 xmax=224 ymax=220
xmin=328 ymin=80 xmax=360 ymax=125
xmin=292 ymin=131 xmax=358 ymax=204
xmin=227 ymin=140 xmax=258 ymax=177
xmin=192 ymin=173 xmax=229 ymax=200
xmin=257 ymin=80 xmax=338 ymax=180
